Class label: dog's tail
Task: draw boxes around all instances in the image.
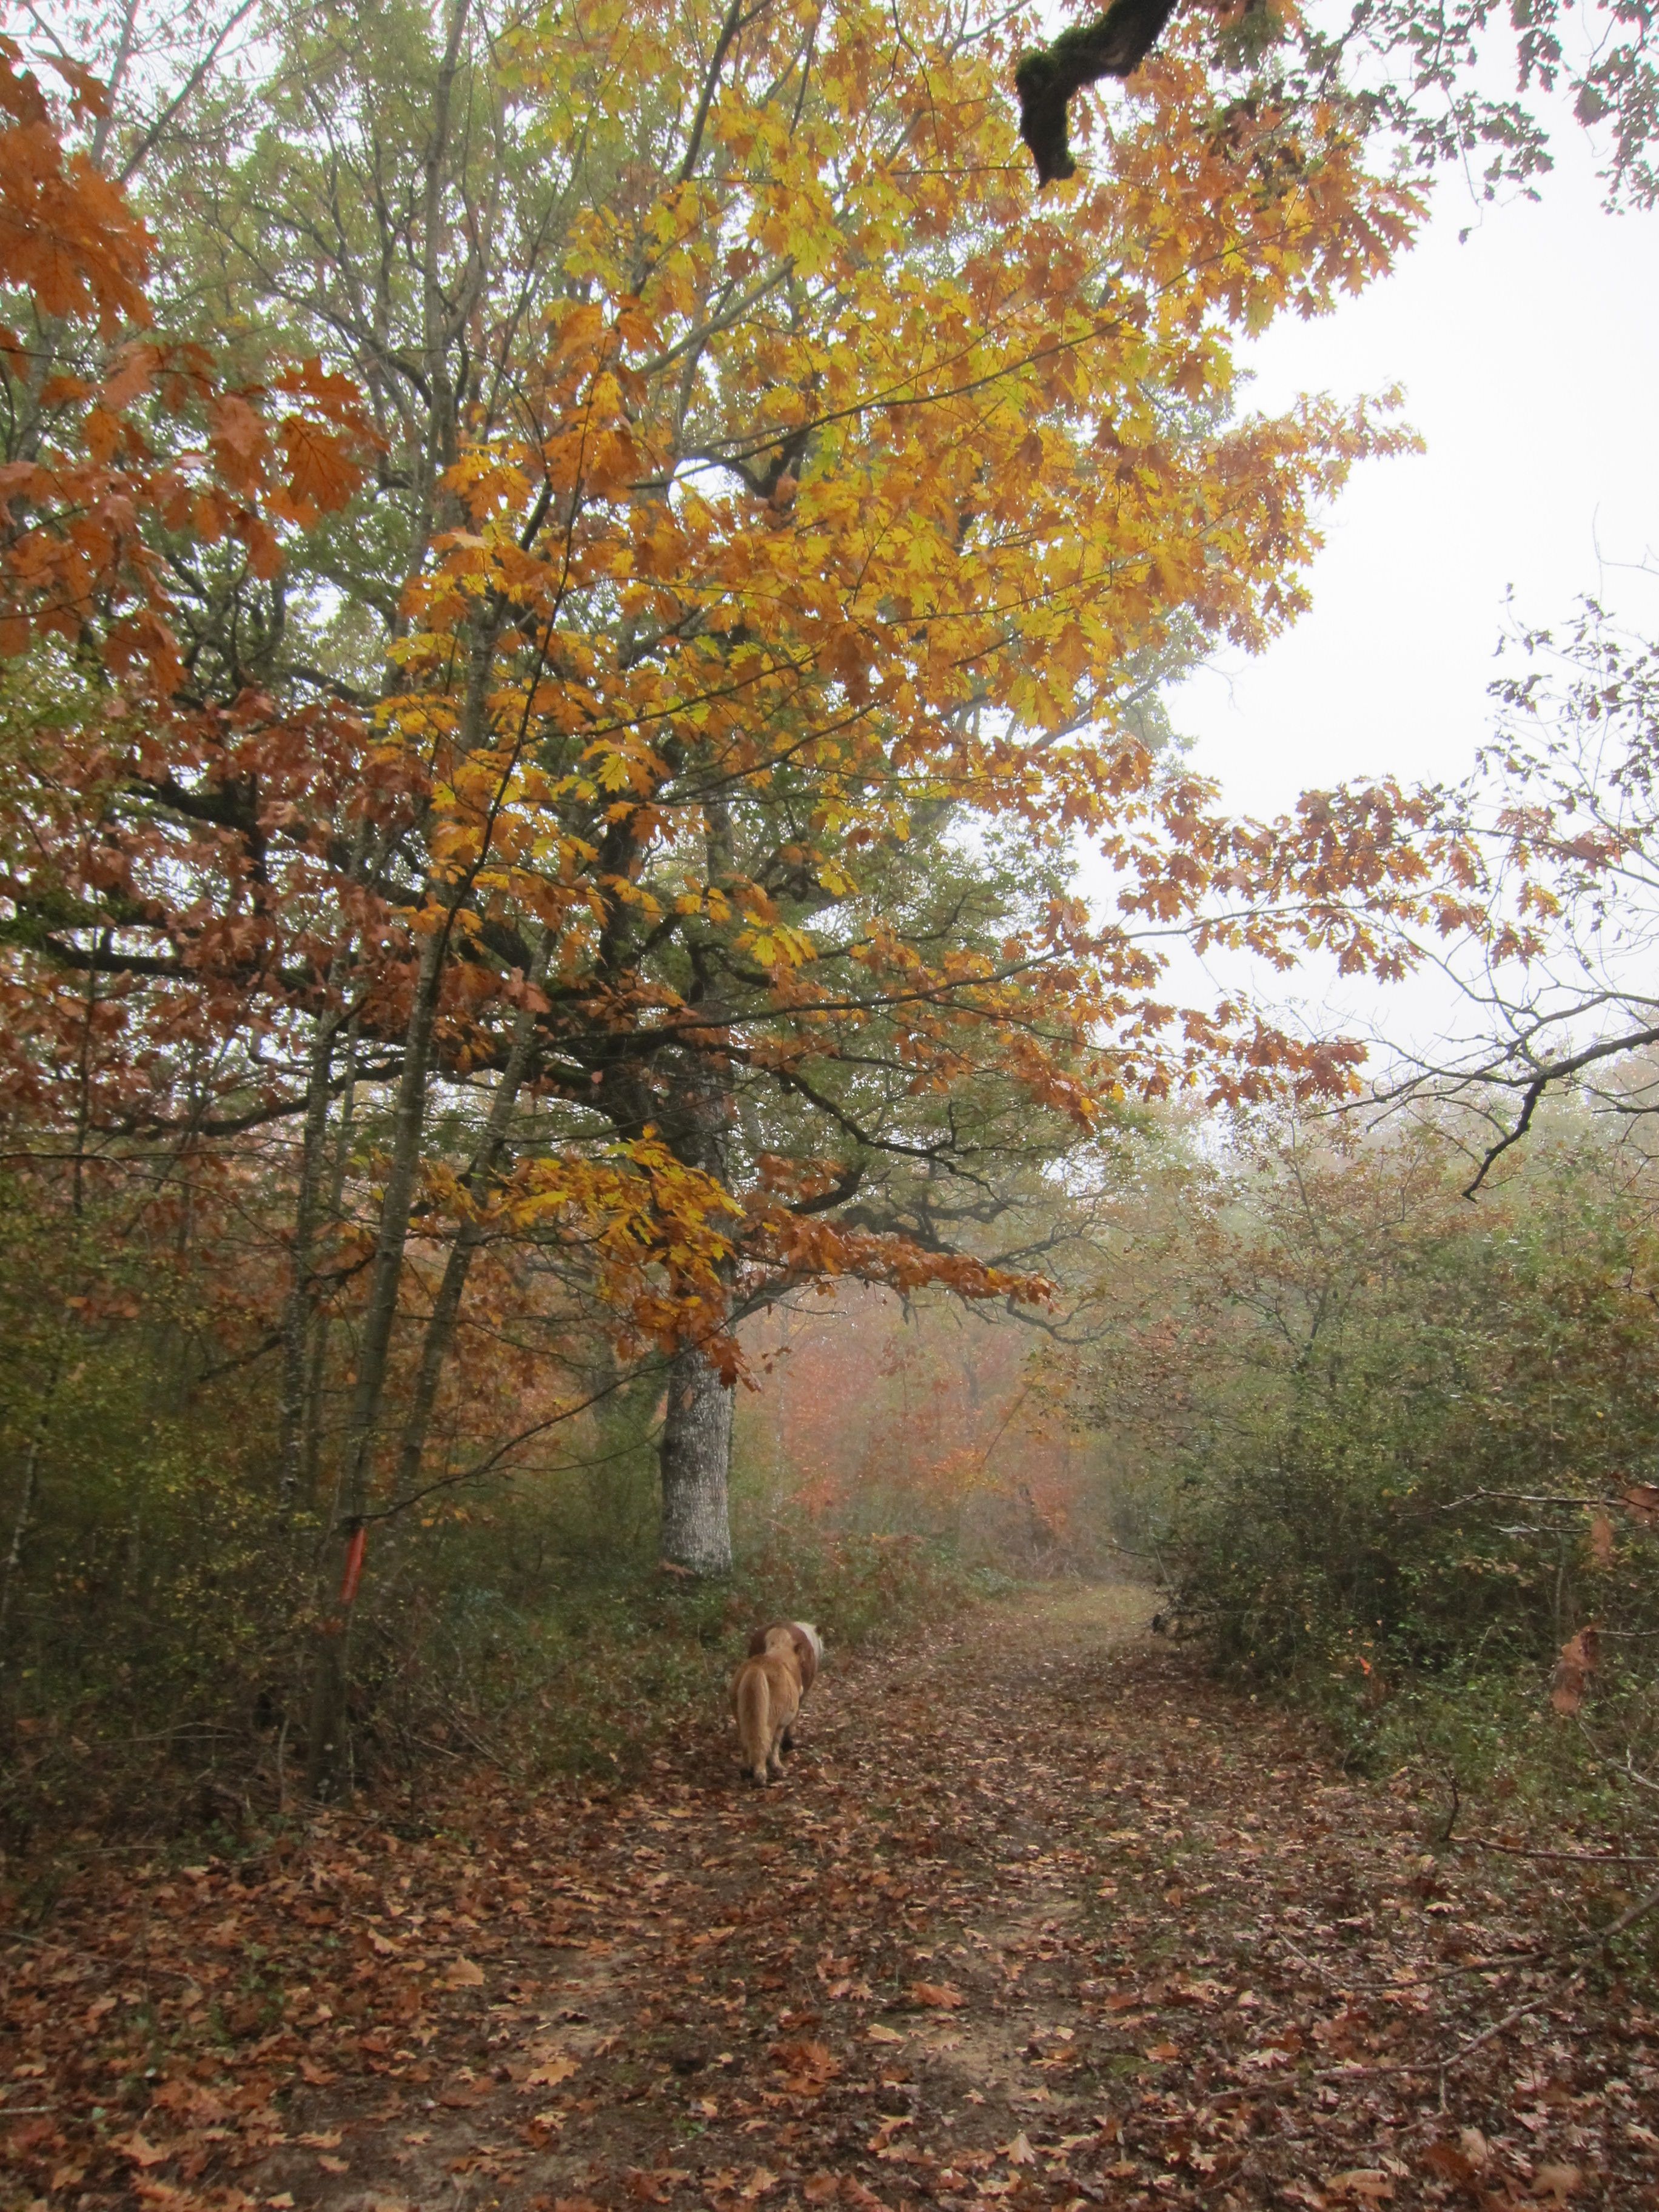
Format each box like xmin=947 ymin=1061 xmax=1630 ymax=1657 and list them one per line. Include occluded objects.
xmin=734 ymin=1661 xmax=773 ymax=1783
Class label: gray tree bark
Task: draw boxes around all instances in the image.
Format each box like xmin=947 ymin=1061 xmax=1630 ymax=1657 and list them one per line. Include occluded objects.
xmin=659 ymin=1341 xmax=734 ymax=1575
xmin=654 ymin=792 xmax=741 ymax=1577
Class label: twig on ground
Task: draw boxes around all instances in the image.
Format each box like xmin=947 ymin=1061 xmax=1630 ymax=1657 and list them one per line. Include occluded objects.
xmin=1443 ymin=1974 xmax=1584 ymax=2073
xmin=1318 ymin=1868 xmax=1659 ymax=2084
xmin=1461 ymin=1838 xmax=1659 ymax=1867
xmin=1598 ymin=1872 xmax=1659 ymax=1942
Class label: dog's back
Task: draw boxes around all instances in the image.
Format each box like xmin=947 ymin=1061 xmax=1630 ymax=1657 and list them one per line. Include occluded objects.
xmin=731 ymin=1633 xmax=802 ymax=1785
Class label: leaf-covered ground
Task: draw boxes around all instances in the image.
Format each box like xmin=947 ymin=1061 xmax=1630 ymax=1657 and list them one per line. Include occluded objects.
xmin=5 ymin=1586 xmax=1656 ymax=2212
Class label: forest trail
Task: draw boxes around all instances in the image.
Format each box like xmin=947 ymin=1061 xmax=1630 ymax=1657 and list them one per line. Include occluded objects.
xmin=5 ymin=1585 xmax=1654 ymax=2212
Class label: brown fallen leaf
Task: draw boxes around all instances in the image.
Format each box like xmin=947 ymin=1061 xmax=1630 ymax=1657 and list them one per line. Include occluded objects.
xmin=1587 ymin=1512 xmax=1615 ymax=1567
xmin=771 ymin=2037 xmax=840 ymax=2090
xmin=111 ymin=2133 xmax=170 ymax=2169
xmin=1424 ymin=2140 xmax=1481 ymax=2196
xmin=447 ymin=1955 xmax=486 ymax=1987
xmin=318 ymin=2154 xmax=351 ymax=2174
xmin=525 ymin=2054 xmax=580 ymax=2088
xmin=1532 ymin=2167 xmax=1583 ymax=2203
xmin=1623 ymin=1482 xmax=1659 ymax=1525
xmin=1459 ymin=2130 xmax=1490 ymax=2171
xmin=1000 ymin=2133 xmax=1038 ymax=2166
xmin=1327 ymin=2171 xmax=1393 ymax=2202
xmin=739 ymin=2168 xmax=779 ymax=2200
xmin=866 ymin=2022 xmax=905 ymax=2043
xmin=908 ymin=1980 xmax=966 ymax=2008
xmin=803 ymin=2176 xmax=841 ymax=2205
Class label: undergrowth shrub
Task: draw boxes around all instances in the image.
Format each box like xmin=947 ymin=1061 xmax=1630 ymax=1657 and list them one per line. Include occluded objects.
xmin=1079 ymin=1111 xmax=1659 ymax=1857
xmin=0 ymin=1356 xmax=992 ymax=1866
xmin=0 ymin=1151 xmax=1007 ymax=1872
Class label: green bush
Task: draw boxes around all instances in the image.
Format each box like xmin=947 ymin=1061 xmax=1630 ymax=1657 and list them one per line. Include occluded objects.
xmin=1080 ymin=1114 xmax=1659 ymax=1862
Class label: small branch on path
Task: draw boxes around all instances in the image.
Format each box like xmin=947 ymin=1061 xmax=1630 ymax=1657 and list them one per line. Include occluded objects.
xmin=1318 ymin=1871 xmax=1659 ymax=2086
xmin=1460 ymin=1838 xmax=1659 ymax=1867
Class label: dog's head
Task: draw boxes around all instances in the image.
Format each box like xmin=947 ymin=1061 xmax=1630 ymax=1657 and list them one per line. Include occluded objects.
xmin=745 ymin=1620 xmax=823 ymax=1692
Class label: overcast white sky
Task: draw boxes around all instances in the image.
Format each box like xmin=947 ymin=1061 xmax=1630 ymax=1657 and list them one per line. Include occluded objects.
xmin=1140 ymin=109 xmax=1659 ymax=1053
xmin=1174 ymin=113 xmax=1659 ymax=814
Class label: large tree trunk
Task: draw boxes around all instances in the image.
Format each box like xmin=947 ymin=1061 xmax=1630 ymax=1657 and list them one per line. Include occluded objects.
xmin=659 ymin=1341 xmax=734 ymax=1575
xmin=654 ymin=790 xmax=742 ymax=1576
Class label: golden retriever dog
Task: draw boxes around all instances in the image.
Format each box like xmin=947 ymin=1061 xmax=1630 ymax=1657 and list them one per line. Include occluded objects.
xmin=746 ymin=1620 xmax=822 ymax=1752
xmin=731 ymin=1626 xmax=805 ymax=1785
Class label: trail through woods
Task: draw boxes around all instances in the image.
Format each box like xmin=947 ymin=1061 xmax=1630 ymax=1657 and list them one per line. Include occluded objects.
xmin=5 ymin=1587 xmax=1656 ymax=2211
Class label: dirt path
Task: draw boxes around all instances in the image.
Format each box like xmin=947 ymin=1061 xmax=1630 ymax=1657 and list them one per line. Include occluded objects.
xmin=5 ymin=1587 xmax=1656 ymax=2212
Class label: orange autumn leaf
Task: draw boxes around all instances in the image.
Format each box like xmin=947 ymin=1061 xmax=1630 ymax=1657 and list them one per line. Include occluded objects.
xmin=279 ymin=412 xmax=365 ymax=512
xmin=909 ymin=1980 xmax=967 ymax=2008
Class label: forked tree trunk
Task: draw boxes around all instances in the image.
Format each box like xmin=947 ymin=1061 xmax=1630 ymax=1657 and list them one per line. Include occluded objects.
xmin=305 ymin=919 xmax=447 ymax=1800
xmin=659 ymin=1341 xmax=734 ymax=1576
xmin=392 ymin=931 xmax=552 ymax=1501
xmin=280 ymin=837 xmax=371 ymax=1517
xmin=301 ymin=1010 xmax=362 ymax=1503
xmin=278 ymin=1011 xmax=343 ymax=1518
xmin=305 ymin=607 xmax=507 ymax=1797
